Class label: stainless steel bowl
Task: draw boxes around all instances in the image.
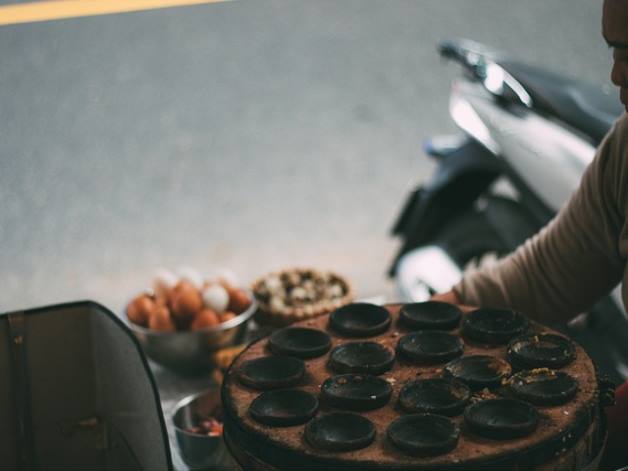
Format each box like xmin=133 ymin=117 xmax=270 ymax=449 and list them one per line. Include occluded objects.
xmin=126 ymin=294 xmax=256 ymax=374
xmin=172 ymin=389 xmax=237 ymax=470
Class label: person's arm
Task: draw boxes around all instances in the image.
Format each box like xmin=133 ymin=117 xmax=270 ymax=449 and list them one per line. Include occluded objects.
xmin=451 ymin=115 xmax=627 ymax=324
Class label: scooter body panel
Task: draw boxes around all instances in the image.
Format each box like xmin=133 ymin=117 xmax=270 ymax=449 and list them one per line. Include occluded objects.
xmin=453 ymin=79 xmax=597 ymax=213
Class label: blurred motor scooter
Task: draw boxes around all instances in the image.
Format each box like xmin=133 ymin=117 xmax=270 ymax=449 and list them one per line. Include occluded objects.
xmin=389 ymin=38 xmax=627 ymax=382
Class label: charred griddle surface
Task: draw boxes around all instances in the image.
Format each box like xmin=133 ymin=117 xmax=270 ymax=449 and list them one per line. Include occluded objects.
xmin=305 ymin=412 xmax=376 ymax=452
xmin=224 ymin=302 xmax=599 ymax=469
xmin=237 ymin=355 xmax=305 ymax=390
xmin=249 ymin=389 xmax=319 ymax=426
xmin=397 ymin=331 xmax=464 ymax=365
xmin=321 ymin=374 xmax=392 ymax=411
xmin=269 ymin=327 xmax=332 ymax=359
xmin=387 ymin=413 xmax=460 ymax=456
xmin=330 ymin=303 xmax=391 ymax=337
xmin=443 ymin=355 xmax=512 ymax=391
xmin=509 ymin=369 xmax=578 ymax=406
xmin=329 ymin=341 xmax=395 ymax=375
xmin=462 ymin=308 xmax=528 ymax=345
xmin=398 ymin=378 xmax=470 ymax=416
xmin=399 ymin=301 xmax=461 ymax=331
xmin=508 ymin=333 xmax=576 ymax=369
xmin=464 ymin=398 xmax=539 ymax=439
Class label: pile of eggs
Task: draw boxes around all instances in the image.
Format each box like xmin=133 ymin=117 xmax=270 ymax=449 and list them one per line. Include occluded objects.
xmin=126 ymin=267 xmax=252 ymax=332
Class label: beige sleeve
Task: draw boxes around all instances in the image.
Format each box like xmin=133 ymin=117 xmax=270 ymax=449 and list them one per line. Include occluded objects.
xmin=453 ymin=114 xmax=628 ymax=324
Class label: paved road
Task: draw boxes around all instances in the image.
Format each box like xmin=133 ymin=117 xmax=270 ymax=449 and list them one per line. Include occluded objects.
xmin=0 ymin=0 xmax=612 ymax=314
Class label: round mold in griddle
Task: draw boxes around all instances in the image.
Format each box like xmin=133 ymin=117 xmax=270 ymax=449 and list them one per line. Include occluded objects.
xmin=509 ymin=369 xmax=578 ymax=406
xmin=398 ymin=378 xmax=471 ymax=416
xmin=464 ymin=398 xmax=538 ymax=440
xmin=321 ymin=374 xmax=392 ymax=411
xmin=249 ymin=389 xmax=319 ymax=427
xmin=305 ymin=412 xmax=376 ymax=452
xmin=508 ymin=333 xmax=576 ymax=369
xmin=462 ymin=308 xmax=528 ymax=345
xmin=329 ymin=303 xmax=391 ymax=337
xmin=443 ymin=355 xmax=512 ymax=390
xmin=269 ymin=327 xmax=332 ymax=359
xmin=387 ymin=414 xmax=460 ymax=456
xmin=397 ymin=331 xmax=464 ymax=365
xmin=329 ymin=342 xmax=395 ymax=375
xmin=237 ymin=356 xmax=305 ymax=390
xmin=399 ymin=302 xmax=462 ymax=331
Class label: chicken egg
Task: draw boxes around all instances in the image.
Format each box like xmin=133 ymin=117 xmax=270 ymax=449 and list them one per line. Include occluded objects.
xmin=191 ymin=309 xmax=220 ymax=331
xmin=177 ymin=266 xmax=204 ymax=290
xmin=220 ymin=311 xmax=237 ymax=323
xmin=127 ymin=294 xmax=156 ymax=327
xmin=170 ymin=281 xmax=203 ymax=326
xmin=149 ymin=305 xmax=177 ymax=332
xmin=153 ymin=268 xmax=178 ymax=298
xmin=229 ymin=289 xmax=252 ymax=314
xmin=202 ymin=284 xmax=230 ymax=314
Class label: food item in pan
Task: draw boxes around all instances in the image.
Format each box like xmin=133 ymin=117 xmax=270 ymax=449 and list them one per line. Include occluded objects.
xmin=185 ymin=411 xmax=224 ymax=437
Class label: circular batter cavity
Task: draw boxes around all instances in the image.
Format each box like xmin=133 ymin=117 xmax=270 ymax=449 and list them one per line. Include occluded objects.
xmin=399 ymin=301 xmax=462 ymax=331
xmin=329 ymin=342 xmax=395 ymax=375
xmin=464 ymin=398 xmax=538 ymax=440
xmin=237 ymin=356 xmax=305 ymax=390
xmin=387 ymin=414 xmax=460 ymax=456
xmin=397 ymin=331 xmax=464 ymax=364
xmin=249 ymin=389 xmax=319 ymax=427
xmin=462 ymin=308 xmax=528 ymax=345
xmin=269 ymin=327 xmax=332 ymax=359
xmin=329 ymin=303 xmax=391 ymax=337
xmin=305 ymin=412 xmax=376 ymax=452
xmin=321 ymin=374 xmax=392 ymax=411
xmin=398 ymin=378 xmax=471 ymax=416
xmin=508 ymin=333 xmax=576 ymax=369
xmin=509 ymin=369 xmax=578 ymax=406
xmin=443 ymin=355 xmax=512 ymax=390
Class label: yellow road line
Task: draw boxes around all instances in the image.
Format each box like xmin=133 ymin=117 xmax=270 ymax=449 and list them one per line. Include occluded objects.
xmin=0 ymin=0 xmax=231 ymax=27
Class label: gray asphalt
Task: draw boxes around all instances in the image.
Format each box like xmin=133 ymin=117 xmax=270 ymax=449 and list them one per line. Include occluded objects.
xmin=0 ymin=0 xmax=612 ymax=315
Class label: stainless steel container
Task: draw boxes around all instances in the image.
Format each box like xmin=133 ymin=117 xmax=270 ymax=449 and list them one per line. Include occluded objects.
xmin=127 ymin=295 xmax=257 ymax=374
xmin=172 ymin=389 xmax=237 ymax=470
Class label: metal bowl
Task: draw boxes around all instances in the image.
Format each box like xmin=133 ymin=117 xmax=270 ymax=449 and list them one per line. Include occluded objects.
xmin=126 ymin=294 xmax=257 ymax=374
xmin=172 ymin=389 xmax=236 ymax=470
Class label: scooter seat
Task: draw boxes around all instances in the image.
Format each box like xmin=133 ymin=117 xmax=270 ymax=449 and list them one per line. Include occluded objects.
xmin=499 ymin=60 xmax=623 ymax=143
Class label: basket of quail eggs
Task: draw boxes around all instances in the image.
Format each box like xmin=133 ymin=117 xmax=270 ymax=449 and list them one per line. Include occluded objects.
xmin=125 ymin=268 xmax=256 ymax=372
